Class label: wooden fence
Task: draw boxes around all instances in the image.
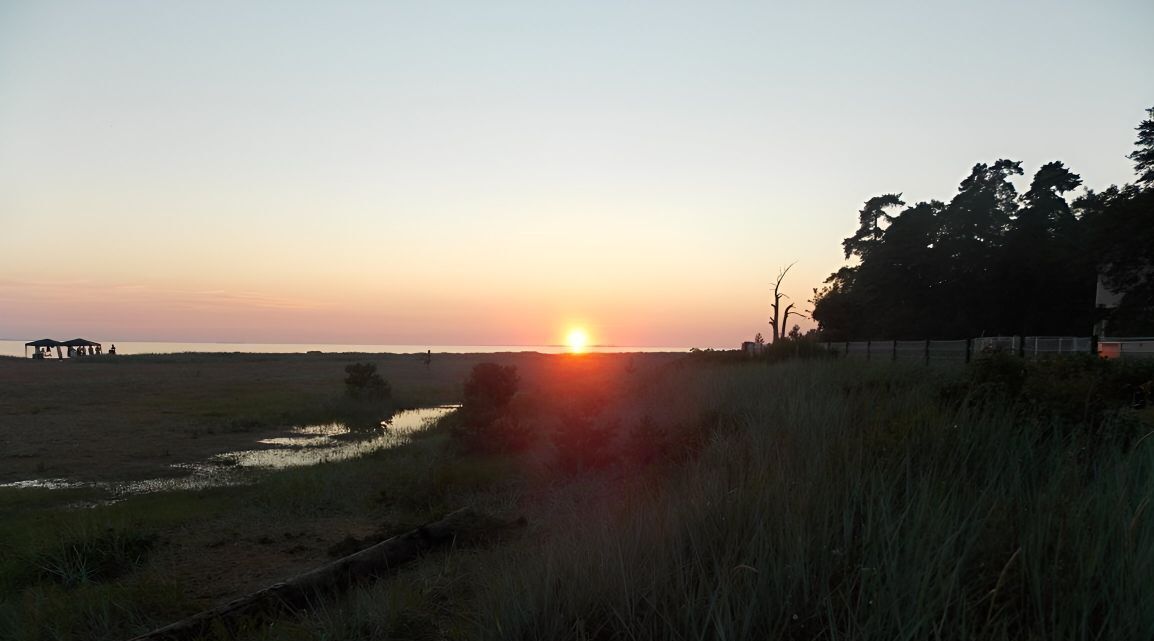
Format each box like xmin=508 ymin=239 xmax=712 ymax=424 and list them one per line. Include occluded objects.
xmin=821 ymin=335 xmax=1154 ymax=365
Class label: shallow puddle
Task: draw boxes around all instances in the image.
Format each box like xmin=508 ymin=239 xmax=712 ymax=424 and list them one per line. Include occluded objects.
xmin=193 ymin=405 xmax=455 ymax=473
xmin=1 ymin=405 xmax=457 ymax=498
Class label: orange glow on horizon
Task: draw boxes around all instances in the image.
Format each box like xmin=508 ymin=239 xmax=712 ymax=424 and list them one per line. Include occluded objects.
xmin=566 ymin=328 xmax=589 ymax=353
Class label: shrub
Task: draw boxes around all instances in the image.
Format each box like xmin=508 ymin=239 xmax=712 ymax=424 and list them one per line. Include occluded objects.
xmin=760 ymin=335 xmax=838 ymax=363
xmin=463 ymin=363 xmax=519 ymax=415
xmin=344 ymin=363 xmax=391 ymax=400
xmin=552 ymin=407 xmax=615 ymax=474
xmin=454 ymin=363 xmax=521 ymax=452
xmin=960 ymin=353 xmax=1154 ymax=457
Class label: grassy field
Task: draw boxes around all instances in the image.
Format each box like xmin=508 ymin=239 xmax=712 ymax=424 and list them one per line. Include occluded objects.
xmin=3 ymin=351 xmax=1153 ymax=640
xmin=0 ymin=351 xmax=674 ymax=483
xmin=0 ymin=350 xmax=680 ymax=639
xmin=463 ymin=360 xmax=1154 ymax=640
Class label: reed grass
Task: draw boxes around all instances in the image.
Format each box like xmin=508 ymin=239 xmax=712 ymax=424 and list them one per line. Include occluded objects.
xmin=460 ymin=360 xmax=1154 ymax=640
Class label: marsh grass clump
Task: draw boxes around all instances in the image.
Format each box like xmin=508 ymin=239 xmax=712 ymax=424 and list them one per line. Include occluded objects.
xmin=0 ymin=509 xmax=193 ymax=641
xmin=1 ymin=510 xmax=170 ymax=596
xmin=34 ymin=527 xmax=156 ymax=587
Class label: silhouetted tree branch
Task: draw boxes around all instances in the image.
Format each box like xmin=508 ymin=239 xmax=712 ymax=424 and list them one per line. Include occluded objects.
xmin=770 ymin=263 xmax=807 ymax=342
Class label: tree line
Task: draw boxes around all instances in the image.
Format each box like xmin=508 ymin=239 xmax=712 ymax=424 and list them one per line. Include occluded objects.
xmin=811 ymin=107 xmax=1154 ymax=341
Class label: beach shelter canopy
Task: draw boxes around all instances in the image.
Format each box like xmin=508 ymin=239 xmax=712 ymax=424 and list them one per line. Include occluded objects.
xmin=24 ymin=337 xmax=102 ymax=357
xmin=60 ymin=338 xmax=102 ymax=347
xmin=25 ymin=338 xmax=61 ymax=358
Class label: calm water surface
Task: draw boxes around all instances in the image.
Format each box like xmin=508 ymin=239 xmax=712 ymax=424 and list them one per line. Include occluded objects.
xmin=0 ymin=340 xmax=690 ymax=358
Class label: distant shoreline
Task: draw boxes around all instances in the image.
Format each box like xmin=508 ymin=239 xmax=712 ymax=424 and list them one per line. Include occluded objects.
xmin=0 ymin=339 xmax=694 ymax=358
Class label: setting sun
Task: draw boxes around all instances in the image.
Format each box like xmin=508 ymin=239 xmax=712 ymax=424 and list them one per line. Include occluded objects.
xmin=566 ymin=329 xmax=589 ymax=353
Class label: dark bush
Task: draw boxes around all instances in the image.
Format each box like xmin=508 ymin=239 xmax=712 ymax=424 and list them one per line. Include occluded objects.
xmin=464 ymin=363 xmax=519 ymax=413
xmin=454 ymin=363 xmax=521 ymax=452
xmin=552 ymin=405 xmax=615 ymax=474
xmin=707 ymin=335 xmax=837 ymax=365
xmin=759 ymin=336 xmax=838 ymax=362
xmin=961 ymin=353 xmax=1154 ymax=453
xmin=344 ymin=363 xmax=391 ymax=400
xmin=686 ymin=347 xmax=743 ymax=363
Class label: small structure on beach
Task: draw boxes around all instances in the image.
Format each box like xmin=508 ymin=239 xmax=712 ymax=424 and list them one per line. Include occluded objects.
xmin=24 ymin=338 xmax=59 ymax=359
xmin=24 ymin=338 xmax=103 ymax=359
xmin=741 ymin=340 xmax=767 ymax=356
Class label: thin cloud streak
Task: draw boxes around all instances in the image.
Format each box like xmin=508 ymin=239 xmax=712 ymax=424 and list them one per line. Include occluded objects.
xmin=0 ymin=279 xmax=326 ymax=311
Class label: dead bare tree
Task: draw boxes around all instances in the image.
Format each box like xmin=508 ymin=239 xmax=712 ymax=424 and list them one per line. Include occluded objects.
xmin=769 ymin=263 xmax=806 ymax=342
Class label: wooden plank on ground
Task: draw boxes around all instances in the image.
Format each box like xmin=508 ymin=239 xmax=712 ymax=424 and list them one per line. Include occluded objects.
xmin=128 ymin=508 xmax=525 ymax=641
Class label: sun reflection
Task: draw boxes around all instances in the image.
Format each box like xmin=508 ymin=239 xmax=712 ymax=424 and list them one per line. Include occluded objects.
xmin=566 ymin=329 xmax=589 ymax=353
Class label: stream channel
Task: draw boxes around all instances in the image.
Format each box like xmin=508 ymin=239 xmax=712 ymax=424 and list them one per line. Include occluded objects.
xmin=2 ymin=405 xmax=458 ymax=498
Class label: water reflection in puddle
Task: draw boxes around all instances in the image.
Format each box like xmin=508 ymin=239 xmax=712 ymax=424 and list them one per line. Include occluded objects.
xmin=210 ymin=405 xmax=454 ymax=470
xmin=1 ymin=406 xmax=458 ymax=498
xmin=0 ymin=478 xmax=92 ymax=490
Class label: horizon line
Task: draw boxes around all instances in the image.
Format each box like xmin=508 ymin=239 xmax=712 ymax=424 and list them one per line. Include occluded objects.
xmin=0 ymin=337 xmax=702 ymax=349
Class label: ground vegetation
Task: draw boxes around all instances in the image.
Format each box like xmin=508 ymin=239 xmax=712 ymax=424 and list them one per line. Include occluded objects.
xmin=6 ymin=352 xmax=1149 ymax=640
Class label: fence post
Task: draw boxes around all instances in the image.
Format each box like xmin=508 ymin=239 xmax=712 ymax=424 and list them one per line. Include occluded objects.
xmin=892 ymin=339 xmax=898 ymax=362
xmin=1090 ymin=335 xmax=1098 ymax=357
xmin=965 ymin=338 xmax=973 ymax=364
xmin=845 ymin=341 xmax=849 ymax=357
xmin=866 ymin=340 xmax=871 ymax=361
xmin=1016 ymin=336 xmax=1025 ymax=358
xmin=924 ymin=339 xmax=930 ymax=365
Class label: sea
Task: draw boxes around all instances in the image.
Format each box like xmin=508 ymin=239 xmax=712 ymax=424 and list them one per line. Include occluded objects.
xmin=0 ymin=339 xmax=690 ymax=358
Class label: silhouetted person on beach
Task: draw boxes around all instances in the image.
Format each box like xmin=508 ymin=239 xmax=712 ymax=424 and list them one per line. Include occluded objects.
xmin=109 ymin=344 xmax=117 ymax=355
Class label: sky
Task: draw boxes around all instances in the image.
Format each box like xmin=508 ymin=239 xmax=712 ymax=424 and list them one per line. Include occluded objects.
xmin=1 ymin=1 xmax=1151 ymax=348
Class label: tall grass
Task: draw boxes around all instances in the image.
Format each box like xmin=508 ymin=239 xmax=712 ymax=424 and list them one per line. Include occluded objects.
xmin=8 ymin=357 xmax=1150 ymax=640
xmin=469 ymin=361 xmax=1154 ymax=640
xmin=0 ymin=509 xmax=195 ymax=641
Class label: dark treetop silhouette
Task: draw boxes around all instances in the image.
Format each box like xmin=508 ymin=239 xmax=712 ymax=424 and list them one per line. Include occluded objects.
xmin=812 ymin=107 xmax=1154 ymax=340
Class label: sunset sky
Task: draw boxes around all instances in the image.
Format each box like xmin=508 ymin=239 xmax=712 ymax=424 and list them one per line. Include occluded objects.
xmin=1 ymin=1 xmax=1151 ymax=347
